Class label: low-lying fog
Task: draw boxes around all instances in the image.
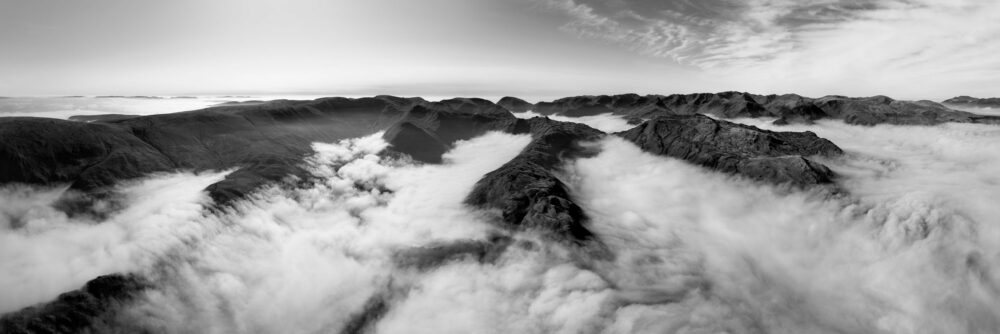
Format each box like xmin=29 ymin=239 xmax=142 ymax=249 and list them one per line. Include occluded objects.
xmin=1 ymin=110 xmax=999 ymax=333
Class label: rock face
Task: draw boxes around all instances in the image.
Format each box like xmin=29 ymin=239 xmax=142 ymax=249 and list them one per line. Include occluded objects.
xmin=616 ymin=114 xmax=842 ymax=186
xmin=943 ymin=96 xmax=1000 ymax=108
xmin=0 ymin=274 xmax=147 ymax=334
xmin=528 ymin=92 xmax=991 ymax=126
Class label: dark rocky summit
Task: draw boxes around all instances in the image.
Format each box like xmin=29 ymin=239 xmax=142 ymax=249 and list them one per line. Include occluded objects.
xmin=616 ymin=114 xmax=842 ymax=186
xmin=528 ymin=92 xmax=993 ymax=126
xmin=465 ymin=118 xmax=605 ymax=245
xmin=0 ymin=274 xmax=147 ymax=334
xmin=943 ymin=96 xmax=1000 ymax=108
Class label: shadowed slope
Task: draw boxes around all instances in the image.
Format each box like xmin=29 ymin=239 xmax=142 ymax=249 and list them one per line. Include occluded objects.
xmin=0 ymin=274 xmax=148 ymax=334
xmin=465 ymin=118 xmax=605 ymax=245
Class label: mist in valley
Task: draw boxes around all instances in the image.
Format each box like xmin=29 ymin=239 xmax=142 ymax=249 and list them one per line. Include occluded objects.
xmin=2 ymin=109 xmax=999 ymax=333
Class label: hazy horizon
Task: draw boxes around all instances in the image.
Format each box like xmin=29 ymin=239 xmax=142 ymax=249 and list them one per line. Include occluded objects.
xmin=3 ymin=0 xmax=998 ymax=100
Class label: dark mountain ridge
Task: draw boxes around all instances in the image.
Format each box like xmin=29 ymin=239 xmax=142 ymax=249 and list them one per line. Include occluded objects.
xmin=525 ymin=92 xmax=999 ymax=125
xmin=943 ymin=96 xmax=1000 ymax=108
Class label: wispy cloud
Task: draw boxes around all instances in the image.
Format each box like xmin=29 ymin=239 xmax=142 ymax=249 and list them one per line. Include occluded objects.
xmin=536 ymin=0 xmax=1000 ymax=97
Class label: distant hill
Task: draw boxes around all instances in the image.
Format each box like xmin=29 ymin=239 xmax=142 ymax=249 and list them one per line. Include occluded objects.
xmin=943 ymin=96 xmax=1000 ymax=108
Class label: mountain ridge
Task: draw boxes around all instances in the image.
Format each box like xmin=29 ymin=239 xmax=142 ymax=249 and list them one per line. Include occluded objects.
xmin=943 ymin=95 xmax=1000 ymax=108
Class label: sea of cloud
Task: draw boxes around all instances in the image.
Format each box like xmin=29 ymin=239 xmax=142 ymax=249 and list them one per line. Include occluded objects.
xmin=1 ymin=116 xmax=998 ymax=333
xmin=115 ymin=132 xmax=533 ymax=333
xmin=0 ymin=171 xmax=229 ymax=313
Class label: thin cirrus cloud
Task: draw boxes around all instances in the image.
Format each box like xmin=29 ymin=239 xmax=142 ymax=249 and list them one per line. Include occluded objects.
xmin=535 ymin=0 xmax=1000 ymax=99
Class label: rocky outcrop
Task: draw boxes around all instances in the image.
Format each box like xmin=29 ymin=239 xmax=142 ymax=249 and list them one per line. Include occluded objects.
xmin=465 ymin=118 xmax=605 ymax=246
xmin=0 ymin=274 xmax=147 ymax=334
xmin=497 ymin=96 xmax=534 ymax=113
xmin=616 ymin=114 xmax=842 ymax=187
xmin=943 ymin=96 xmax=1000 ymax=108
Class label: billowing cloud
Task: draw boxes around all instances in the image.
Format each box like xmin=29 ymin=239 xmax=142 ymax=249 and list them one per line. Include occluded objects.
xmin=0 ymin=171 xmax=229 ymax=312
xmin=558 ymin=119 xmax=1000 ymax=332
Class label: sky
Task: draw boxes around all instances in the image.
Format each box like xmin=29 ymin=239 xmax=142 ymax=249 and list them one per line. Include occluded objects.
xmin=0 ymin=0 xmax=998 ymax=100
